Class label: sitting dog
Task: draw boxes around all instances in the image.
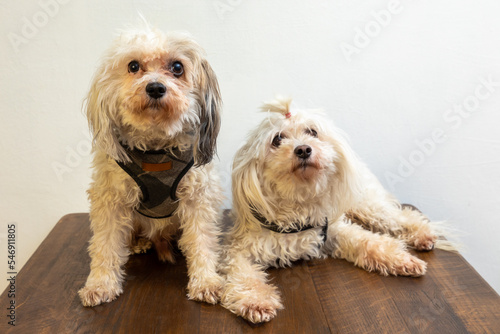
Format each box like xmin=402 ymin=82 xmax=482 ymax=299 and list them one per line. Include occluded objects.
xmin=221 ymin=97 xmax=451 ymax=323
xmin=78 ymin=25 xmax=224 ymax=306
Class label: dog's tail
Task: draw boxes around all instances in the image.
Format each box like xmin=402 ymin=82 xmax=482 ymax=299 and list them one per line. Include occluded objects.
xmin=260 ymin=96 xmax=292 ymax=117
xmin=430 ymin=221 xmax=464 ymax=252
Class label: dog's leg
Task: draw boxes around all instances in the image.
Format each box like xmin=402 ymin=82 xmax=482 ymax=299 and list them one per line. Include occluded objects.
xmin=329 ymin=220 xmax=427 ymax=277
xmin=130 ymin=236 xmax=153 ymax=254
xmin=78 ymin=192 xmax=134 ymax=307
xmin=129 ymin=225 xmax=152 ymax=254
xmin=177 ymin=202 xmax=223 ymax=304
xmin=347 ymin=193 xmax=437 ymax=251
xmin=151 ymin=232 xmax=177 ymax=264
xmin=176 ymin=167 xmax=224 ymax=304
xmin=393 ymin=206 xmax=437 ymax=251
xmin=221 ymin=250 xmax=283 ymax=323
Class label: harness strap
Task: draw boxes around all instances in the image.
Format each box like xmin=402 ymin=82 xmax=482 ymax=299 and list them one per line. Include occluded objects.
xmin=252 ymin=210 xmax=329 ymax=243
xmin=116 ymin=144 xmax=194 ymax=219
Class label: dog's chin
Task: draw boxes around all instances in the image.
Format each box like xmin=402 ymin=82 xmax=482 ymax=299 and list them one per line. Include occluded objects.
xmin=127 ymin=98 xmax=189 ymax=131
xmin=291 ymin=162 xmax=321 ymax=182
xmin=145 ymin=99 xmax=166 ymax=112
xmin=141 ymin=99 xmax=175 ymax=117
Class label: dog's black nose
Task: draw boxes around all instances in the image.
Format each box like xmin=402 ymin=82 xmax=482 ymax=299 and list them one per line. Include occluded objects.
xmin=294 ymin=145 xmax=312 ymax=159
xmin=146 ymin=82 xmax=166 ymax=99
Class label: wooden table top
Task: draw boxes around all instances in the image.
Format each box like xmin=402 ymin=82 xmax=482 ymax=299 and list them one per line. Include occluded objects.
xmin=1 ymin=212 xmax=499 ymax=334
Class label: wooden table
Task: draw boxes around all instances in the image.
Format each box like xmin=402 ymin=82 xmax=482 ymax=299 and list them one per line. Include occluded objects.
xmin=1 ymin=212 xmax=499 ymax=333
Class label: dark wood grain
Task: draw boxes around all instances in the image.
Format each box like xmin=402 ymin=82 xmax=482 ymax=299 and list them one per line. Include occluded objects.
xmin=1 ymin=212 xmax=499 ymax=333
xmin=309 ymin=257 xmax=410 ymax=333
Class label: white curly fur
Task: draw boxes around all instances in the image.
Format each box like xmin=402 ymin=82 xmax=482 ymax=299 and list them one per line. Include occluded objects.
xmin=78 ymin=25 xmax=224 ymax=307
xmin=221 ymin=97 xmax=453 ymax=323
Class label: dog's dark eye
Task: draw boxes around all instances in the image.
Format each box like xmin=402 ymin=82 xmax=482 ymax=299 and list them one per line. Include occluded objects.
xmin=171 ymin=61 xmax=184 ymax=77
xmin=128 ymin=60 xmax=140 ymax=73
xmin=272 ymin=134 xmax=283 ymax=147
xmin=306 ymin=128 xmax=318 ymax=137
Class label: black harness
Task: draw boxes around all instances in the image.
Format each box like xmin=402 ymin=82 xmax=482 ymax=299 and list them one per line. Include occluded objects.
xmin=115 ymin=145 xmax=194 ymax=219
xmin=252 ymin=210 xmax=329 ymax=244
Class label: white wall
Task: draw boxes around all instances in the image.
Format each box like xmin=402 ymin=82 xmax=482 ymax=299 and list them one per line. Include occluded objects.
xmin=1 ymin=0 xmax=499 ymax=294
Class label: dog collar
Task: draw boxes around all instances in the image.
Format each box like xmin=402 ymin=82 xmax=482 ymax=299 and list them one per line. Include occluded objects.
xmin=251 ymin=210 xmax=328 ymax=243
xmin=116 ymin=144 xmax=194 ymax=219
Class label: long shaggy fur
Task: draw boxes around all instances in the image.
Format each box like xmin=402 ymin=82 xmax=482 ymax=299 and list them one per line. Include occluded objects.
xmin=79 ymin=25 xmax=224 ymax=307
xmin=221 ymin=97 xmax=454 ymax=323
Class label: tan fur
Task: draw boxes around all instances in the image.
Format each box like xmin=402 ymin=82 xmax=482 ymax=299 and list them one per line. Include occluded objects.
xmin=221 ymin=97 xmax=454 ymax=323
xmin=130 ymin=236 xmax=153 ymax=254
xmin=78 ymin=25 xmax=224 ymax=307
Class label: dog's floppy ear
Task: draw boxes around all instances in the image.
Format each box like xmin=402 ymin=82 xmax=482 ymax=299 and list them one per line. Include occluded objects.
xmin=231 ymin=145 xmax=275 ymax=234
xmin=323 ymin=124 xmax=364 ymax=217
xmin=85 ymin=66 xmax=129 ymax=162
xmin=194 ymin=59 xmax=222 ymax=166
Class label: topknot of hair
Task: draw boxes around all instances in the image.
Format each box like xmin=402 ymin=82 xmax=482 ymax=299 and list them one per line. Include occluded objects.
xmin=260 ymin=96 xmax=292 ymax=117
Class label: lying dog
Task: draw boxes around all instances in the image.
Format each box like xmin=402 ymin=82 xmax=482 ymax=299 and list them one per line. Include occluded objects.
xmin=221 ymin=97 xmax=452 ymax=323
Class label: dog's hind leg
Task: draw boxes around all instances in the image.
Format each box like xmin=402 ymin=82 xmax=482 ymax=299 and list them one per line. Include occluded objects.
xmin=347 ymin=190 xmax=436 ymax=251
xmin=130 ymin=235 xmax=153 ymax=254
xmin=329 ymin=219 xmax=427 ymax=277
xmin=151 ymin=231 xmax=177 ymax=264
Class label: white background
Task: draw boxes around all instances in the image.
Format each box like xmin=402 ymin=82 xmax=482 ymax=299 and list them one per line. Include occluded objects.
xmin=1 ymin=0 xmax=499 ymax=294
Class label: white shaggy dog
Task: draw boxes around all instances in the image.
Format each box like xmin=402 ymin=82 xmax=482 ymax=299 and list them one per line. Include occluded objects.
xmin=78 ymin=26 xmax=224 ymax=307
xmin=221 ymin=97 xmax=451 ymax=323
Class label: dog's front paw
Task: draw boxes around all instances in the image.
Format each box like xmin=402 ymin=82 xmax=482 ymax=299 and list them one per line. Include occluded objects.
xmin=239 ymin=299 xmax=282 ymax=323
xmin=78 ymin=283 xmax=122 ymax=307
xmin=393 ymin=254 xmax=427 ymax=277
xmin=187 ymin=275 xmax=224 ymax=304
xmin=222 ymin=282 xmax=283 ymax=323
